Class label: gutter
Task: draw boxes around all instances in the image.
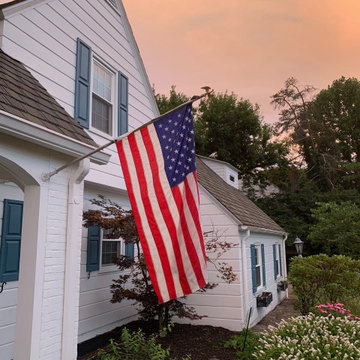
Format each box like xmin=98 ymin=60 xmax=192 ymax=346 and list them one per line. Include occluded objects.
xmin=239 ymin=226 xmax=250 ymax=328
xmin=0 ymin=110 xmax=110 ymax=165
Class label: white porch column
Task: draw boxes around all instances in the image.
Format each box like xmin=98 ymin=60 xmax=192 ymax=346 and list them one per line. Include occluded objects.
xmin=14 ymin=183 xmax=48 ymax=360
xmin=61 ymin=160 xmax=90 ymax=360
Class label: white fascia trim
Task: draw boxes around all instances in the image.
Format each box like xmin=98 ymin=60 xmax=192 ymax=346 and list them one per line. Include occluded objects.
xmin=242 ymin=225 xmax=287 ymax=237
xmin=0 ymin=110 xmax=110 ymax=165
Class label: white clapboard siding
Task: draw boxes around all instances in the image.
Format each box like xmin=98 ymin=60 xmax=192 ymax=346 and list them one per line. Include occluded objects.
xmin=2 ymin=0 xmax=158 ymax=193
xmin=246 ymin=232 xmax=287 ymax=327
xmin=178 ymin=187 xmax=244 ymax=330
xmin=78 ymin=187 xmax=137 ymax=342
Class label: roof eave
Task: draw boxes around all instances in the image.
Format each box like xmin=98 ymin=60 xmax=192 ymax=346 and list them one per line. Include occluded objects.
xmin=0 ymin=109 xmax=110 ymax=165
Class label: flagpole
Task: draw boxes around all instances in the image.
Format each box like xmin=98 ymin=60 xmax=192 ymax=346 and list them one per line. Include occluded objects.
xmin=41 ymin=88 xmax=213 ymax=181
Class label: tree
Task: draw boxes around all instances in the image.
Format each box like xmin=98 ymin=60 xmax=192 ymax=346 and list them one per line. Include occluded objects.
xmin=272 ymin=77 xmax=360 ymax=190
xmin=308 ymin=201 xmax=360 ymax=258
xmin=194 ymin=92 xmax=289 ymax=189
xmin=154 ymin=85 xmax=189 ymax=115
xmin=83 ymin=196 xmax=237 ymax=331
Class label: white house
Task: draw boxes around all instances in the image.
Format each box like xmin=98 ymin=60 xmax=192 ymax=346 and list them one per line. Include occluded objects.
xmin=0 ymin=1 xmax=287 ymax=359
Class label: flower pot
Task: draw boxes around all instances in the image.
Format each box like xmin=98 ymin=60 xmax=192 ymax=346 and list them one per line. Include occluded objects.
xmin=256 ymin=292 xmax=273 ymax=307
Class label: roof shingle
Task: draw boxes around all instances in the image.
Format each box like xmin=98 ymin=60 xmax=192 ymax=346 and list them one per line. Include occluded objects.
xmin=0 ymin=49 xmax=97 ymax=147
xmin=196 ymin=157 xmax=284 ymax=233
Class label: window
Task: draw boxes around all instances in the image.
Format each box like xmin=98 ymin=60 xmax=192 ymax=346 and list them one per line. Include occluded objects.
xmin=254 ymin=245 xmax=262 ymax=287
xmin=92 ymin=62 xmax=114 ymax=135
xmin=275 ymin=245 xmax=279 ymax=277
xmin=251 ymin=243 xmax=266 ymax=293
xmin=229 ymin=175 xmax=235 ymax=182
xmin=101 ymin=229 xmax=122 ymax=267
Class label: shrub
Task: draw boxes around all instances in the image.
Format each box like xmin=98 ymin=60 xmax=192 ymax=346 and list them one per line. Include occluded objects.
xmin=288 ymin=254 xmax=360 ymax=314
xmin=223 ymin=329 xmax=260 ymax=360
xmin=95 ymin=327 xmax=191 ymax=360
xmin=253 ymin=313 xmax=360 ymax=359
xmin=315 ymin=302 xmax=360 ymax=320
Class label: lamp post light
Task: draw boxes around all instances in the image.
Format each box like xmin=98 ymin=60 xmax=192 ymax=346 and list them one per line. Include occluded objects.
xmin=294 ymin=236 xmax=304 ymax=258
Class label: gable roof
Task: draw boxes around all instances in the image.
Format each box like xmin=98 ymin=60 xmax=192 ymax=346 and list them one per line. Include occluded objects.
xmin=0 ymin=49 xmax=97 ymax=147
xmin=196 ymin=156 xmax=284 ymax=233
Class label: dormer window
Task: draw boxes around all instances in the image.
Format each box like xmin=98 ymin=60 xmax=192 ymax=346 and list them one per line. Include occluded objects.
xmin=92 ymin=62 xmax=114 ymax=135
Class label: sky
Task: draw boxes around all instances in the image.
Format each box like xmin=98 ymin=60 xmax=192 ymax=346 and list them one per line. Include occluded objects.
xmin=122 ymin=0 xmax=360 ymax=124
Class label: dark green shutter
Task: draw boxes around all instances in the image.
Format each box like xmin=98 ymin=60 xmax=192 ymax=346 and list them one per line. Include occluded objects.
xmin=0 ymin=199 xmax=23 ymax=282
xmin=273 ymin=244 xmax=277 ymax=280
xmin=86 ymin=225 xmax=100 ymax=272
xmin=261 ymin=244 xmax=266 ymax=286
xmin=125 ymin=243 xmax=134 ymax=258
xmin=118 ymin=72 xmax=128 ymax=135
xmin=250 ymin=244 xmax=257 ymax=293
xmin=279 ymin=244 xmax=283 ymax=276
xmin=74 ymin=38 xmax=92 ymax=128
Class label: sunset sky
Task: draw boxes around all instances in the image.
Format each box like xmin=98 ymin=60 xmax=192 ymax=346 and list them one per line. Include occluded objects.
xmin=122 ymin=0 xmax=360 ymax=124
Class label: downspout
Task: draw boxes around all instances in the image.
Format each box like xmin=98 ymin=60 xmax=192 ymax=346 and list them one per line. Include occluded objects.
xmin=282 ymin=234 xmax=288 ymax=298
xmin=239 ymin=226 xmax=250 ymax=328
xmin=61 ymin=159 xmax=90 ymax=360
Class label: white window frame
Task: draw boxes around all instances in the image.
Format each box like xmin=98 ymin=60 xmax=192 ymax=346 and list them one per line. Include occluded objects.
xmin=99 ymin=229 xmax=123 ymax=272
xmin=255 ymin=244 xmax=263 ymax=289
xmin=275 ymin=243 xmax=280 ymax=278
xmin=90 ymin=58 xmax=117 ymax=138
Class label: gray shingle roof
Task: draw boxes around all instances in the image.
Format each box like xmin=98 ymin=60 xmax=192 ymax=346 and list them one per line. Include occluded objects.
xmin=196 ymin=156 xmax=284 ymax=233
xmin=0 ymin=49 xmax=97 ymax=147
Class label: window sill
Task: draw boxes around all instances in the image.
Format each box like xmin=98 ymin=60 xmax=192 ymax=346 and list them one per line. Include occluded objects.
xmin=87 ymin=127 xmax=115 ymax=142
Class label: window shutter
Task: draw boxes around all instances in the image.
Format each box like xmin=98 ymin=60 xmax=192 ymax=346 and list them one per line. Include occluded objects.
xmin=125 ymin=242 xmax=134 ymax=258
xmin=261 ymin=244 xmax=266 ymax=287
xmin=75 ymin=38 xmax=92 ymax=128
xmin=86 ymin=225 xmax=100 ymax=272
xmin=279 ymin=244 xmax=283 ymax=276
xmin=118 ymin=72 xmax=128 ymax=135
xmin=250 ymin=244 xmax=257 ymax=293
xmin=273 ymin=244 xmax=277 ymax=280
xmin=0 ymin=199 xmax=23 ymax=282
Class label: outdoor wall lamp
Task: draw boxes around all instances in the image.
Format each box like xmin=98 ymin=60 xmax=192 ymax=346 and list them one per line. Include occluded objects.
xmin=294 ymin=236 xmax=304 ymax=258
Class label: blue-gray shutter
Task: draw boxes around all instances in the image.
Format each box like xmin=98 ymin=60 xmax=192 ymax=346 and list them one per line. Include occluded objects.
xmin=74 ymin=38 xmax=91 ymax=128
xmin=273 ymin=244 xmax=277 ymax=280
xmin=118 ymin=72 xmax=128 ymax=135
xmin=86 ymin=225 xmax=100 ymax=272
xmin=250 ymin=244 xmax=257 ymax=293
xmin=125 ymin=242 xmax=134 ymax=258
xmin=279 ymin=244 xmax=283 ymax=276
xmin=261 ymin=244 xmax=266 ymax=286
xmin=0 ymin=199 xmax=23 ymax=282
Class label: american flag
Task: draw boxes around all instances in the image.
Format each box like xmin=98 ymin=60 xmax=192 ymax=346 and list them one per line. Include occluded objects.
xmin=116 ymin=104 xmax=207 ymax=303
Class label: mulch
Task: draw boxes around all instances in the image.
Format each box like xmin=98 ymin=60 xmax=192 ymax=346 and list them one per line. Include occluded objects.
xmin=78 ymin=293 xmax=299 ymax=360
xmin=77 ymin=320 xmax=238 ymax=360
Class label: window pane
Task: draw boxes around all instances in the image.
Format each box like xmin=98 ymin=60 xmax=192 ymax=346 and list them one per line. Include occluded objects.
xmin=256 ymin=266 xmax=261 ymax=287
xmin=92 ymin=95 xmax=112 ymax=134
xmin=93 ymin=63 xmax=112 ymax=101
xmin=102 ymin=240 xmax=120 ymax=266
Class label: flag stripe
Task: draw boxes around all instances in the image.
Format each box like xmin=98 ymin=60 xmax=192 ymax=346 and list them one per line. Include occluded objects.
xmin=172 ymin=183 xmax=206 ymax=288
xmin=141 ymin=126 xmax=193 ymax=296
xmin=135 ymin=129 xmax=185 ymax=297
xmin=185 ymin=175 xmax=206 ymax=261
xmin=128 ymin=132 xmax=177 ymax=302
xmin=117 ymin=137 xmax=168 ymax=303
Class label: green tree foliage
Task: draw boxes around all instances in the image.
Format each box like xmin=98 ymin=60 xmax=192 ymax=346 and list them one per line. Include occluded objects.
xmin=288 ymin=254 xmax=360 ymax=315
xmin=272 ymin=77 xmax=360 ymax=191
xmin=154 ymin=85 xmax=189 ymax=115
xmin=194 ymin=92 xmax=288 ymax=188
xmin=308 ymin=201 xmax=360 ymax=258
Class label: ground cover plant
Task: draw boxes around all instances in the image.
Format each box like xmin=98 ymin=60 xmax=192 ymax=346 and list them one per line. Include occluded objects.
xmin=253 ymin=312 xmax=360 ymax=359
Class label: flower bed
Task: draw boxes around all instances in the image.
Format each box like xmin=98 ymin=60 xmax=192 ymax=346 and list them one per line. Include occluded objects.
xmin=253 ymin=313 xmax=360 ymax=359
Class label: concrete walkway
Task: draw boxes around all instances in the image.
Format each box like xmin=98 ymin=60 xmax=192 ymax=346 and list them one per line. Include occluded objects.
xmin=252 ymin=289 xmax=300 ymax=333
